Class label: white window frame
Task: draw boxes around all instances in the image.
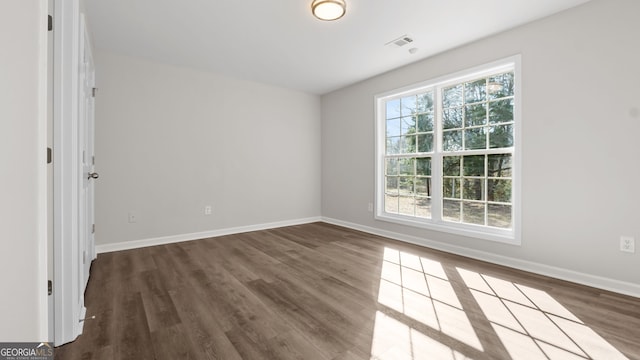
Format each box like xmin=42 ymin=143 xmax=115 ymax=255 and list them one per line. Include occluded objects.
xmin=374 ymin=55 xmax=522 ymax=245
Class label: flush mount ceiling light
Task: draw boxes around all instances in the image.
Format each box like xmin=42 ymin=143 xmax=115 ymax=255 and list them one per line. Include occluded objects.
xmin=311 ymin=0 xmax=346 ymax=21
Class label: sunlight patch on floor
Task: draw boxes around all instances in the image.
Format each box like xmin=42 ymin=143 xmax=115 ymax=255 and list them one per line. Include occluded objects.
xmin=376 ymin=248 xmax=483 ymax=352
xmin=457 ymin=267 xmax=629 ymax=360
xmin=370 ymin=311 xmax=473 ymax=360
xmin=370 ymin=247 xmax=629 ymax=359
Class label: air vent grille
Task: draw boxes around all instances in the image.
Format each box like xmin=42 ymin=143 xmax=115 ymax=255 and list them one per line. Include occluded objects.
xmin=386 ymin=35 xmax=414 ymax=48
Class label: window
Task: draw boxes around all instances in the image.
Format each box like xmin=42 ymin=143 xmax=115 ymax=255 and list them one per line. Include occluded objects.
xmin=375 ymin=57 xmax=520 ymax=244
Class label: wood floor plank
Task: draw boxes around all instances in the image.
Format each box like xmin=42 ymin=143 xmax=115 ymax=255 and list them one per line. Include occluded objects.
xmin=167 ymin=287 xmax=243 ymax=360
xmin=190 ymin=260 xmax=292 ymax=339
xmin=224 ymin=326 xmax=281 ymax=360
xmin=267 ymin=330 xmax=333 ymax=360
xmin=135 ymin=270 xmax=182 ymax=332
xmin=147 ymin=244 xmax=194 ymax=290
xmin=150 ymin=324 xmax=198 ymax=360
xmin=246 ymin=278 xmax=352 ymax=359
xmin=55 ymin=222 xmax=640 ymax=360
xmin=261 ymin=276 xmax=373 ymax=353
xmin=114 ymin=292 xmax=154 ymax=360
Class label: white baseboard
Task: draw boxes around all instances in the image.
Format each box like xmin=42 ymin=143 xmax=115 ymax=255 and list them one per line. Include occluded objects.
xmin=322 ymin=217 xmax=640 ymax=299
xmin=95 ymin=216 xmax=322 ymax=253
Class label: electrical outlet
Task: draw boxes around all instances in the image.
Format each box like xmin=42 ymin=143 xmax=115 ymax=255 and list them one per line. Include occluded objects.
xmin=204 ymin=205 xmax=212 ymax=215
xmin=367 ymin=202 xmax=374 ymax=212
xmin=128 ymin=212 xmax=137 ymax=223
xmin=620 ymin=236 xmax=635 ymax=253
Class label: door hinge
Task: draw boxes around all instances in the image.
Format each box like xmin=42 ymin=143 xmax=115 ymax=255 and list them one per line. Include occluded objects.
xmin=47 ymin=147 xmax=52 ymax=164
xmin=92 ymin=87 xmax=97 ymax=97
xmin=48 ymin=15 xmax=53 ymax=31
xmin=92 ymin=155 xmax=95 ymax=165
xmin=92 ymin=224 xmax=95 ymax=234
xmin=48 ymin=280 xmax=52 ymax=296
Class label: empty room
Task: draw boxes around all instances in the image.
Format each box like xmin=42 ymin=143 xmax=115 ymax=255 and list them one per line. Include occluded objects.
xmin=2 ymin=0 xmax=639 ymax=359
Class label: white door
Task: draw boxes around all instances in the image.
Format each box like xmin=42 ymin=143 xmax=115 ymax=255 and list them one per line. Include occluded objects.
xmin=78 ymin=14 xmax=96 ymax=292
xmin=52 ymin=4 xmax=96 ymax=345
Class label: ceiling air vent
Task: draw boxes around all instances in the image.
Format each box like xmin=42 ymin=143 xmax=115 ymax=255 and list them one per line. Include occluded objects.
xmin=386 ymin=35 xmax=414 ymax=48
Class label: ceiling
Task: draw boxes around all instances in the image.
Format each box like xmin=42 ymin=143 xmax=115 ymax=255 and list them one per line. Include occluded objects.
xmin=84 ymin=0 xmax=591 ymax=95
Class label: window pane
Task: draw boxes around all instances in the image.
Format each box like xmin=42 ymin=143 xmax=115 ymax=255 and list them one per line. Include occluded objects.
xmin=399 ymin=158 xmax=415 ymax=175
xmin=463 ymin=202 xmax=485 ymax=225
xmin=443 ymin=130 xmax=462 ymax=151
xmin=443 ymin=156 xmax=461 ymax=176
xmin=443 ymin=200 xmax=461 ymax=222
xmin=399 ymin=196 xmax=415 ymax=216
xmin=385 ymin=176 xmax=398 ymax=195
xmin=488 ymin=72 xmax=514 ymax=100
xmin=464 ymin=128 xmax=487 ymax=150
xmin=489 ymin=124 xmax=513 ymax=149
xmin=416 ymin=197 xmax=431 ymax=218
xmin=416 ymin=158 xmax=431 ymax=176
xmin=463 ymin=155 xmax=484 ymax=176
xmin=401 ymin=116 xmax=416 ymax=135
xmin=385 ymin=158 xmax=398 ymax=175
xmin=417 ymin=92 xmax=434 ymax=113
xmin=385 ymin=194 xmax=399 ymax=214
xmin=443 ymin=84 xmax=463 ymax=108
xmin=401 ymin=95 xmax=417 ymax=117
xmin=488 ymin=154 xmax=512 ymax=177
xmin=465 ymin=79 xmax=486 ymax=104
xmin=386 ymin=98 xmax=401 ymax=119
xmin=443 ymin=108 xmax=462 ymax=129
xmin=386 ymin=119 xmax=401 ymax=137
xmin=417 ymin=113 xmax=433 ymax=132
xmin=417 ymin=133 xmax=433 ymax=153
xmin=400 ymin=135 xmax=416 ymax=153
xmin=386 ymin=137 xmax=401 ymax=154
xmin=415 ymin=178 xmax=431 ymax=196
xmin=489 ymin=99 xmax=514 ymax=124
xmin=463 ymin=178 xmax=485 ymax=201
xmin=465 ymin=104 xmax=487 ymax=127
xmin=443 ymin=178 xmax=461 ymax=198
xmin=488 ymin=179 xmax=511 ymax=202
xmin=399 ymin=177 xmax=414 ymax=194
xmin=488 ymin=204 xmax=512 ymax=228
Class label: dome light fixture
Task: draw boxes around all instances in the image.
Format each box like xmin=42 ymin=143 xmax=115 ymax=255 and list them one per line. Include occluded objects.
xmin=311 ymin=0 xmax=346 ymax=21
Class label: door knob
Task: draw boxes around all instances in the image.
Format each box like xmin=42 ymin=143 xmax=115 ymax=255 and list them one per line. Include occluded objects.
xmin=88 ymin=172 xmax=99 ymax=180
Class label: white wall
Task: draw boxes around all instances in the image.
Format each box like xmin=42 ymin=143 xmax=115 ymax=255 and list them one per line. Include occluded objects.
xmin=0 ymin=0 xmax=48 ymax=341
xmin=95 ymin=52 xmax=321 ymax=247
xmin=322 ymin=0 xmax=640 ymax=292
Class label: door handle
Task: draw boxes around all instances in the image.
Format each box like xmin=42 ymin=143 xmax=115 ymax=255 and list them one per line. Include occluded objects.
xmin=88 ymin=172 xmax=99 ymax=180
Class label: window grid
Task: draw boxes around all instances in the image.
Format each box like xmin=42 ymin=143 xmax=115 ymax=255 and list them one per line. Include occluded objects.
xmin=384 ymin=90 xmax=435 ymax=218
xmin=385 ymin=156 xmax=433 ymax=219
xmin=441 ymin=73 xmax=515 ymax=153
xmin=442 ymin=154 xmax=513 ymax=229
xmin=377 ymin=58 xmax=518 ymax=243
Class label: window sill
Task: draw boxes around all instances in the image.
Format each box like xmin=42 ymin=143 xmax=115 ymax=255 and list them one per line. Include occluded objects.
xmin=374 ymin=212 xmax=520 ymax=246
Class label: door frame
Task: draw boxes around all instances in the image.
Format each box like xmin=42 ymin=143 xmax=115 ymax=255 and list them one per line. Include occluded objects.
xmin=47 ymin=0 xmax=54 ymax=342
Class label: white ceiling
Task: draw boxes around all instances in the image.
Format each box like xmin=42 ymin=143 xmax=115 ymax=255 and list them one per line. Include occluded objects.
xmin=84 ymin=0 xmax=591 ymax=94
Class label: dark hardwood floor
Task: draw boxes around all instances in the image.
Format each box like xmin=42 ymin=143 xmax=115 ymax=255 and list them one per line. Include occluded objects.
xmin=54 ymin=222 xmax=640 ymax=360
